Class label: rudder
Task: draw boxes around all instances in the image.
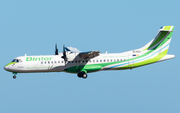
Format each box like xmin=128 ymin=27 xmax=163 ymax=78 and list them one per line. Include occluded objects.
xmin=141 ymin=26 xmax=174 ymax=53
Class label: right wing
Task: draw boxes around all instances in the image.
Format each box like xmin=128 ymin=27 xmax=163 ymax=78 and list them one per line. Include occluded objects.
xmin=79 ymin=51 xmax=100 ymax=59
xmin=65 ymin=47 xmax=100 ymax=59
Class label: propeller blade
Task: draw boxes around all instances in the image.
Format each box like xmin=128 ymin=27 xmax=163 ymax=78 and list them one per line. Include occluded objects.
xmin=61 ymin=45 xmax=67 ymax=63
xmin=55 ymin=44 xmax=58 ymax=55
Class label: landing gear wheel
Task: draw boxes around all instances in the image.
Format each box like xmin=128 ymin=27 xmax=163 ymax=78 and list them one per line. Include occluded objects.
xmin=13 ymin=75 xmax=16 ymax=79
xmin=12 ymin=72 xmax=17 ymax=79
xmin=77 ymin=73 xmax=82 ymax=78
xmin=82 ymin=73 xmax=87 ymax=79
xmin=77 ymin=71 xmax=88 ymax=79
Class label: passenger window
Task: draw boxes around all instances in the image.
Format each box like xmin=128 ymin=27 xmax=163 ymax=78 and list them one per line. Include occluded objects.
xmin=97 ymin=60 xmax=98 ymax=62
xmin=110 ymin=59 xmax=112 ymax=62
xmin=51 ymin=61 xmax=53 ymax=64
xmin=41 ymin=62 xmax=43 ymax=64
xmin=100 ymin=60 xmax=102 ymax=62
xmin=48 ymin=61 xmax=50 ymax=64
xmin=107 ymin=59 xmax=109 ymax=62
xmin=104 ymin=60 xmax=106 ymax=62
xmin=55 ymin=61 xmax=56 ymax=63
xmin=62 ymin=61 xmax=63 ymax=63
xmin=45 ymin=61 xmax=46 ymax=64
xmin=58 ymin=61 xmax=60 ymax=63
xmin=75 ymin=61 xmax=77 ymax=63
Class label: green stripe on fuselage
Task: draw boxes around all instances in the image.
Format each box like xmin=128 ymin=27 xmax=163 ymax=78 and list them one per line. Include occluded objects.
xmin=5 ymin=62 xmax=17 ymax=66
xmin=125 ymin=49 xmax=168 ymax=69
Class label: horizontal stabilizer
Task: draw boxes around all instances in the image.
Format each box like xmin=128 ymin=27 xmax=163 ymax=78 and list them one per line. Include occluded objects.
xmin=159 ymin=54 xmax=175 ymax=62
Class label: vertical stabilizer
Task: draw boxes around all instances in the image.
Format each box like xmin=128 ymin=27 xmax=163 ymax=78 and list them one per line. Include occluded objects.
xmin=141 ymin=26 xmax=174 ymax=55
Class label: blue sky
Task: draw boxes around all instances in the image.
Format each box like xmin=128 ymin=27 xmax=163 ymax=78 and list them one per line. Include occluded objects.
xmin=1 ymin=0 xmax=180 ymax=113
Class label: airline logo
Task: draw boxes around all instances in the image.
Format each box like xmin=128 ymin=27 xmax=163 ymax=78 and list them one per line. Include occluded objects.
xmin=26 ymin=57 xmax=53 ymax=61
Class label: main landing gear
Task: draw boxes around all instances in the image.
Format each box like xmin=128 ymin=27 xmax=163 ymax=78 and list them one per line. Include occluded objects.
xmin=77 ymin=71 xmax=88 ymax=79
xmin=13 ymin=72 xmax=17 ymax=79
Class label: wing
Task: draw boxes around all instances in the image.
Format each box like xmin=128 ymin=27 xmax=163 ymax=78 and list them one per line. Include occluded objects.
xmin=65 ymin=46 xmax=100 ymax=59
xmin=65 ymin=47 xmax=81 ymax=53
xmin=79 ymin=51 xmax=100 ymax=59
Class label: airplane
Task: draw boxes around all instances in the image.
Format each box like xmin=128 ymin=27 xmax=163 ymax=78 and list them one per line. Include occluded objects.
xmin=4 ymin=26 xmax=175 ymax=79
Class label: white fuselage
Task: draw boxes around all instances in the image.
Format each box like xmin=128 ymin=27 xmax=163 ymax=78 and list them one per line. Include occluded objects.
xmin=5 ymin=52 xmax=133 ymax=73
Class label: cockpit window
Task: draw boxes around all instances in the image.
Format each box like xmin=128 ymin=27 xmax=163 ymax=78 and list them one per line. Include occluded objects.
xmin=12 ymin=59 xmax=17 ymax=62
xmin=11 ymin=59 xmax=22 ymax=63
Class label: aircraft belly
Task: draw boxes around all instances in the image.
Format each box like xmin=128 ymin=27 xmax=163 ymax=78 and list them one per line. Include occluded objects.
xmin=64 ymin=64 xmax=103 ymax=73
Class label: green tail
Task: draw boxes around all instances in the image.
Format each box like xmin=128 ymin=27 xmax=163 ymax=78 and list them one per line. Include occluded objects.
xmin=142 ymin=26 xmax=174 ymax=53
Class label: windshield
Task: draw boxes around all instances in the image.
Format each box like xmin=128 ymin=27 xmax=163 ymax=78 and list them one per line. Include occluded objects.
xmin=11 ymin=59 xmax=22 ymax=63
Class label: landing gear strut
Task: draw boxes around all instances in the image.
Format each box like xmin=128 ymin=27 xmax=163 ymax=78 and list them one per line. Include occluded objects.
xmin=13 ymin=72 xmax=17 ymax=79
xmin=77 ymin=71 xmax=88 ymax=79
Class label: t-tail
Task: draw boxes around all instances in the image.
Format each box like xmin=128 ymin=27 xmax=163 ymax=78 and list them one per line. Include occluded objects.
xmin=133 ymin=26 xmax=175 ymax=67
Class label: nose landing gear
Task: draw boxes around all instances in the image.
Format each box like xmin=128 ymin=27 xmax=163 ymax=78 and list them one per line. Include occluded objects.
xmin=13 ymin=72 xmax=17 ymax=79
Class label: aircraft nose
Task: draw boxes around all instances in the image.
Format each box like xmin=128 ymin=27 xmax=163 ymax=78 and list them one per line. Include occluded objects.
xmin=4 ymin=66 xmax=9 ymax=71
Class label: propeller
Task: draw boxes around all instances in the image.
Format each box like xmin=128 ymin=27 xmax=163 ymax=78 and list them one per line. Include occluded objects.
xmin=61 ymin=45 xmax=67 ymax=63
xmin=55 ymin=44 xmax=58 ymax=55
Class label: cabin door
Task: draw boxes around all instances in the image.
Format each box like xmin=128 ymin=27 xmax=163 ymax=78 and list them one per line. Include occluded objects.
xmin=128 ymin=55 xmax=134 ymax=68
